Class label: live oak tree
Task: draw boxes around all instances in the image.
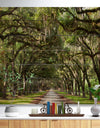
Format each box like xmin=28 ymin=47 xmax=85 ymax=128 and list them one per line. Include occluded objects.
xmin=56 ymin=7 xmax=100 ymax=99
xmin=0 ymin=7 xmax=100 ymax=101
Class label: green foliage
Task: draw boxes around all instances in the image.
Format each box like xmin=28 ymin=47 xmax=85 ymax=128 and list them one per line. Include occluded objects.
xmin=56 ymin=91 xmax=94 ymax=104
xmin=65 ymin=35 xmax=77 ymax=46
xmin=90 ymin=88 xmax=100 ymax=100
xmin=0 ymin=7 xmax=100 ymax=104
xmin=0 ymin=91 xmax=46 ymax=104
xmin=90 ymin=79 xmax=98 ymax=86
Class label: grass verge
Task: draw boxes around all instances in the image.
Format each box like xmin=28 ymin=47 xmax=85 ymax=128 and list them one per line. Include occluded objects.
xmin=56 ymin=91 xmax=95 ymax=104
xmin=0 ymin=91 xmax=46 ymax=104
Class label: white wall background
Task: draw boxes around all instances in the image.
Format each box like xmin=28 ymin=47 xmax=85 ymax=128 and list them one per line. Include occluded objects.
xmin=0 ymin=0 xmax=100 ymax=7
xmin=0 ymin=104 xmax=94 ymax=116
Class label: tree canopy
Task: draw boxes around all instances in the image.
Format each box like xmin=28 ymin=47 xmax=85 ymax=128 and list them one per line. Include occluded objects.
xmin=0 ymin=7 xmax=100 ymax=101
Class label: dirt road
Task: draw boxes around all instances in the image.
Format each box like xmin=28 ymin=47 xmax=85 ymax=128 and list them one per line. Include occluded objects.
xmin=39 ymin=89 xmax=76 ymax=104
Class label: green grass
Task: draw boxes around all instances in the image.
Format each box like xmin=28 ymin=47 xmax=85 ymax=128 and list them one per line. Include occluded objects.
xmin=56 ymin=91 xmax=95 ymax=104
xmin=0 ymin=91 xmax=46 ymax=104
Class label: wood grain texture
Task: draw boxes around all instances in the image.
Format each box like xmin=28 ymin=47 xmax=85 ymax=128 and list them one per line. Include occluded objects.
xmin=81 ymin=120 xmax=91 ymax=128
xmin=61 ymin=120 xmax=70 ymax=128
xmin=24 ymin=120 xmax=40 ymax=128
xmin=50 ymin=120 xmax=59 ymax=128
xmin=0 ymin=120 xmax=8 ymax=128
xmin=3 ymin=119 xmax=93 ymax=128
xmin=9 ymin=120 xmax=20 ymax=128
xmin=41 ymin=120 xmax=49 ymax=128
xmin=50 ymin=120 xmax=81 ymax=128
xmin=9 ymin=120 xmax=49 ymax=128
xmin=92 ymin=120 xmax=100 ymax=128
xmin=74 ymin=120 xmax=81 ymax=128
